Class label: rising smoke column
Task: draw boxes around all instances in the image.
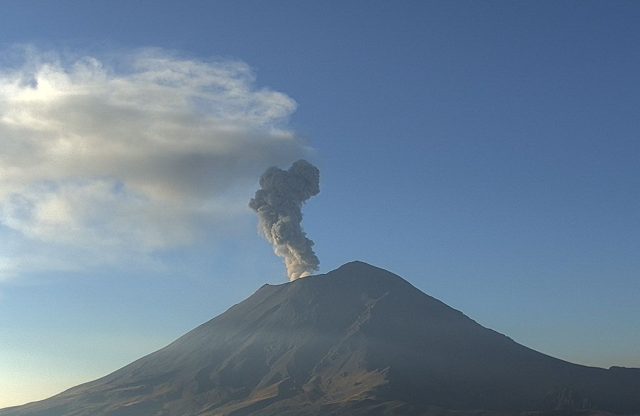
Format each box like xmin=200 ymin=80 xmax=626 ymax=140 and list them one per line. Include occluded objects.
xmin=249 ymin=160 xmax=320 ymax=281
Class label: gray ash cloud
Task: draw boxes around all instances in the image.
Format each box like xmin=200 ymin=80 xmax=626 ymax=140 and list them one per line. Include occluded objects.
xmin=249 ymin=160 xmax=320 ymax=280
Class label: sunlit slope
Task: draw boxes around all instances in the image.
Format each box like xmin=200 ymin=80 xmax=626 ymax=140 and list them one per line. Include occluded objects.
xmin=1 ymin=261 xmax=639 ymax=415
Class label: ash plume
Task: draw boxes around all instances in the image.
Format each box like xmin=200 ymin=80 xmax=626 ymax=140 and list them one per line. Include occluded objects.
xmin=249 ymin=160 xmax=320 ymax=281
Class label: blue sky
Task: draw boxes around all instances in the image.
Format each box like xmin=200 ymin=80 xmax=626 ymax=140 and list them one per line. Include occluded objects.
xmin=0 ymin=0 xmax=639 ymax=408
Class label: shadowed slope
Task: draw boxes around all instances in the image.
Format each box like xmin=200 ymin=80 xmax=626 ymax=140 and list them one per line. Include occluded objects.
xmin=1 ymin=262 xmax=639 ymax=416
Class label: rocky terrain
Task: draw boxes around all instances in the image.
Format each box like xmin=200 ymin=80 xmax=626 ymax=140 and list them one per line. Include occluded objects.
xmin=1 ymin=261 xmax=638 ymax=416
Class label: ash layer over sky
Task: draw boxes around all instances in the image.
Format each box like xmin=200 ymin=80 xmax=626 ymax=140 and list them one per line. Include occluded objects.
xmin=249 ymin=160 xmax=320 ymax=281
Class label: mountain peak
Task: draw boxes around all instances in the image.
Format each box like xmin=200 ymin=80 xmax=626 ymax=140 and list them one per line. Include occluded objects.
xmin=329 ymin=260 xmax=395 ymax=274
xmin=300 ymin=260 xmax=413 ymax=290
xmin=334 ymin=260 xmax=379 ymax=270
xmin=2 ymin=262 xmax=639 ymax=416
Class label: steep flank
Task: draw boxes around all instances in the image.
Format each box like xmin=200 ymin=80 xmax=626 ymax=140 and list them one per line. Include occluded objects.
xmin=1 ymin=261 xmax=639 ymax=416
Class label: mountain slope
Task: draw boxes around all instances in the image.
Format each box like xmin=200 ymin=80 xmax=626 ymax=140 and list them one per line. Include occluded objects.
xmin=1 ymin=261 xmax=639 ymax=415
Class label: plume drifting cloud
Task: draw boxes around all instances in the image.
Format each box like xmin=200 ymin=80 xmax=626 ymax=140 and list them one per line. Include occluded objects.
xmin=0 ymin=48 xmax=308 ymax=277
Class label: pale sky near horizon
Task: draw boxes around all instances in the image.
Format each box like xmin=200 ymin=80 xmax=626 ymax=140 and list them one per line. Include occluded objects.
xmin=1 ymin=0 xmax=639 ymax=408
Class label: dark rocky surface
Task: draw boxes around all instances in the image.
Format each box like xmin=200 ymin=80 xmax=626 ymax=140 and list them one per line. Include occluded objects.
xmin=2 ymin=261 xmax=638 ymax=415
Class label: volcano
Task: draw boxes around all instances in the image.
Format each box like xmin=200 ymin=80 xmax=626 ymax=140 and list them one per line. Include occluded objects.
xmin=1 ymin=261 xmax=639 ymax=415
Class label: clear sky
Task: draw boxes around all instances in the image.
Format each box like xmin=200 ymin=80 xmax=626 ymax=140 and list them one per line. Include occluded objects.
xmin=0 ymin=0 xmax=639 ymax=408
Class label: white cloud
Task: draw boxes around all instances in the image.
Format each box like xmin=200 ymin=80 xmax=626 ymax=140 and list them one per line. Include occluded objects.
xmin=0 ymin=48 xmax=309 ymax=275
